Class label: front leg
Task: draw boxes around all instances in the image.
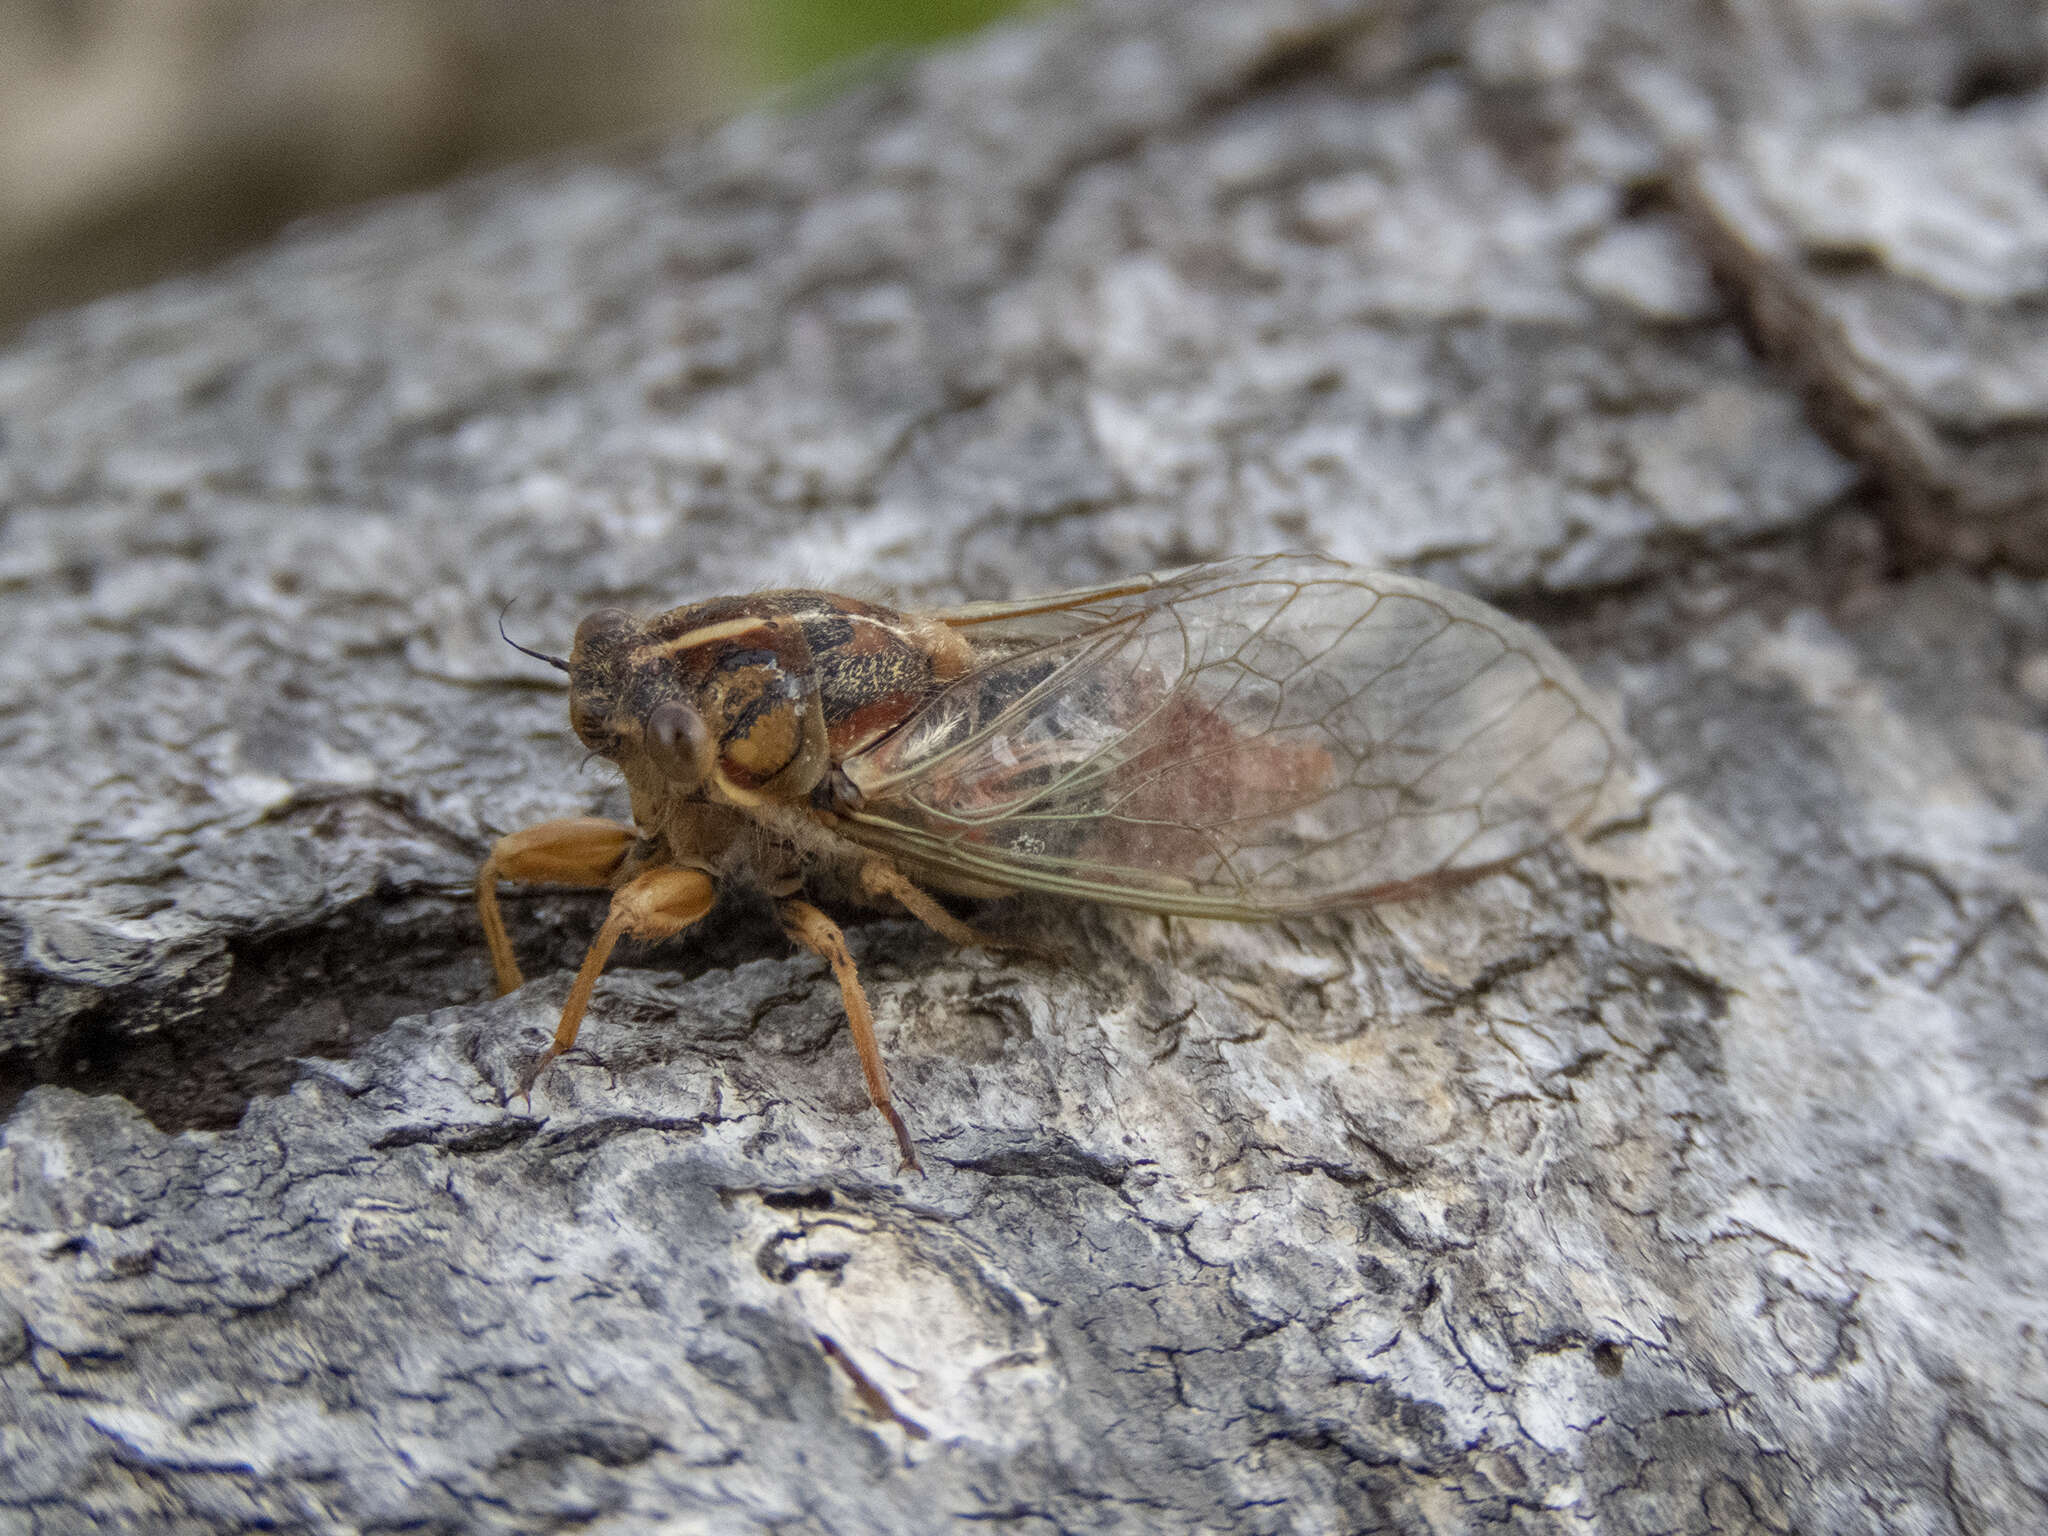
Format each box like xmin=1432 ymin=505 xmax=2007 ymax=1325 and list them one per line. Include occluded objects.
xmin=475 ymin=817 xmax=637 ymax=994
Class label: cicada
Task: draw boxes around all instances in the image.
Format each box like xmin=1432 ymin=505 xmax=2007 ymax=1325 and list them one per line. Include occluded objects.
xmin=477 ymin=554 xmax=1619 ymax=1169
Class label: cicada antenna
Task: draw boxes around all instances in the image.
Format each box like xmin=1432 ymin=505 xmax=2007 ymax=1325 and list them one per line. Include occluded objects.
xmin=498 ymin=600 xmax=571 ymax=673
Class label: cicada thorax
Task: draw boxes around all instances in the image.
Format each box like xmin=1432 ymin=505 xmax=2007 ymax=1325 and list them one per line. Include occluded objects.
xmin=566 ymin=591 xmax=976 ymax=815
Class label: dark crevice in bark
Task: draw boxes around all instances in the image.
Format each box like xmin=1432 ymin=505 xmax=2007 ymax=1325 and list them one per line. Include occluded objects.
xmin=0 ymin=887 xmax=796 ymax=1133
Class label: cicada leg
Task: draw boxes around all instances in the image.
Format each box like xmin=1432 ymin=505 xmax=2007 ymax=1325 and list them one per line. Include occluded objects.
xmin=516 ymin=865 xmax=718 ymax=1100
xmin=777 ymin=897 xmax=922 ymax=1174
xmin=858 ymin=858 xmax=1042 ymax=959
xmin=475 ymin=817 xmax=637 ymax=994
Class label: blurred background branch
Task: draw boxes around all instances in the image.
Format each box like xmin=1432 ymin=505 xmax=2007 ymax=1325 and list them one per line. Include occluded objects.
xmin=0 ymin=0 xmax=1039 ymax=335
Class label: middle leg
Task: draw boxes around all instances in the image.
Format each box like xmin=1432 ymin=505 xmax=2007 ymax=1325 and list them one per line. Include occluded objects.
xmin=778 ymin=897 xmax=921 ymax=1173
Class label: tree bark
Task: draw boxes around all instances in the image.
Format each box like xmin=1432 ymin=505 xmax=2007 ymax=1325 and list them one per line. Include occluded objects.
xmin=4 ymin=1 xmax=2047 ymax=1530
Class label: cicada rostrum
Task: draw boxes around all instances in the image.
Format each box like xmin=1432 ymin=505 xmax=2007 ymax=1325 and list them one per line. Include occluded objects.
xmin=478 ymin=554 xmax=1620 ymax=1169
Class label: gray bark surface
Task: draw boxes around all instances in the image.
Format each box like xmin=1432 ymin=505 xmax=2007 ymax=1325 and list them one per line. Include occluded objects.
xmin=3 ymin=1 xmax=2047 ymax=1531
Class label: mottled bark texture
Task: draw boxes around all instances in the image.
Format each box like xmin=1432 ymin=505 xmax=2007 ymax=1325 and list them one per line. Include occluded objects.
xmin=4 ymin=1 xmax=2048 ymax=1531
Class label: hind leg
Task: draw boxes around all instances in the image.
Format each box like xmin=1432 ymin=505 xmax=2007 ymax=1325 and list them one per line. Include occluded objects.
xmin=858 ymin=858 xmax=1031 ymax=956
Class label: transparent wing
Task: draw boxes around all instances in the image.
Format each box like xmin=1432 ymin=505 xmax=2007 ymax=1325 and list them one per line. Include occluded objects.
xmin=838 ymin=554 xmax=1621 ymax=919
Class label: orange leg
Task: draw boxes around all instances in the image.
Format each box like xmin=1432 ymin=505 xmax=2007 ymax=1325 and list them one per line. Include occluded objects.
xmin=515 ymin=865 xmax=718 ymax=1098
xmin=858 ymin=859 xmax=1018 ymax=956
xmin=778 ymin=897 xmax=921 ymax=1174
xmin=475 ymin=817 xmax=637 ymax=994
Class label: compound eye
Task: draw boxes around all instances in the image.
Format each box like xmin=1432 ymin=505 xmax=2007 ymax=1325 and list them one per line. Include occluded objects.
xmin=569 ymin=696 xmax=615 ymax=753
xmin=646 ymin=699 xmax=712 ymax=787
xmin=572 ymin=607 xmax=638 ymax=657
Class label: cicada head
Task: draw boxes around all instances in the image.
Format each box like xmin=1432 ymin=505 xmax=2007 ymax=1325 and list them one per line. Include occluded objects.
xmin=563 ymin=603 xmax=828 ymax=806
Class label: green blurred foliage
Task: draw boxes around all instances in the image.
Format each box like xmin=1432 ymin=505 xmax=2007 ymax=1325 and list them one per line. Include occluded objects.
xmin=738 ymin=0 xmax=1042 ymax=88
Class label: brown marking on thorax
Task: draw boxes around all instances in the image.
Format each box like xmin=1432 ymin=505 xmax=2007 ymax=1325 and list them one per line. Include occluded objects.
xmin=641 ymin=594 xmax=968 ymax=750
